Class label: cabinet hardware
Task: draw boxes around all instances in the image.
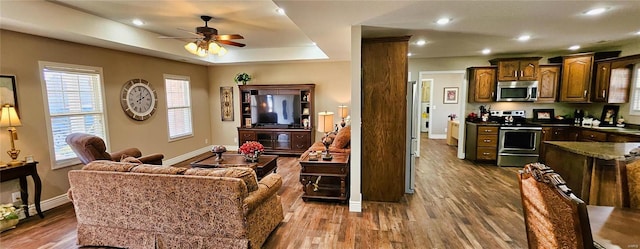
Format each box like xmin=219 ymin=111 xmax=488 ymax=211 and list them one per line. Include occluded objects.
xmin=514 ymin=71 xmax=517 ymax=77
xmin=491 ymin=92 xmax=495 ymax=98
xmin=483 ymin=139 xmax=491 ymax=142
xmin=602 ymin=90 xmax=606 ymax=98
xmin=520 ymin=70 xmax=524 ymax=77
xmin=483 ymin=152 xmax=490 ymax=155
xmin=583 ymin=90 xmax=587 ymax=98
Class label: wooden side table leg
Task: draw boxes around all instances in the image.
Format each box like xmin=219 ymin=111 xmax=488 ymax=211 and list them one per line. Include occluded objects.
xmin=32 ymin=173 xmax=44 ymax=218
xmin=18 ymin=176 xmax=30 ymax=218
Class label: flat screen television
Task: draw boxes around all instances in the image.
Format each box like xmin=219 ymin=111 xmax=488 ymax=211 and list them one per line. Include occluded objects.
xmin=250 ymin=94 xmax=301 ymax=127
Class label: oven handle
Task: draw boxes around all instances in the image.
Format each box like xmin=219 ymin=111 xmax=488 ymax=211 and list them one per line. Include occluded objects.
xmin=499 ymin=127 xmax=542 ymax=130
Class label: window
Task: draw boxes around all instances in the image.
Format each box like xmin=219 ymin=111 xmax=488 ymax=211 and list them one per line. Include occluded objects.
xmin=629 ymin=63 xmax=640 ymax=115
xmin=39 ymin=61 xmax=107 ymax=168
xmin=165 ymin=74 xmax=193 ymax=140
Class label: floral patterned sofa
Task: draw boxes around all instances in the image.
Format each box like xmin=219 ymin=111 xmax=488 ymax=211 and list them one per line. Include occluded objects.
xmin=67 ymin=160 xmax=284 ymax=249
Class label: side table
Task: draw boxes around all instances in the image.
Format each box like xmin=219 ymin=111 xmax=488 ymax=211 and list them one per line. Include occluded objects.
xmin=299 ymin=153 xmax=349 ymax=202
xmin=0 ymin=162 xmax=44 ymax=218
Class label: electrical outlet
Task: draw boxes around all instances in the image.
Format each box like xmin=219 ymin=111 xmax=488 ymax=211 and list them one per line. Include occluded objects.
xmin=234 ymin=137 xmax=238 ymax=143
xmin=205 ymin=138 xmax=209 ymax=144
xmin=11 ymin=192 xmax=21 ymax=203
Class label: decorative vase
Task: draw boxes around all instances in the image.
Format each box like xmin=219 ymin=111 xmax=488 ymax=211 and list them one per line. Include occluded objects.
xmin=243 ymin=151 xmax=261 ymax=162
xmin=0 ymin=218 xmax=18 ymax=232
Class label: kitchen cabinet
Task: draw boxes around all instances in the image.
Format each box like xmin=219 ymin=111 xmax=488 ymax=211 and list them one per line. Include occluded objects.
xmin=537 ymin=65 xmax=561 ymax=103
xmin=467 ymin=67 xmax=496 ymax=102
xmin=490 ymin=57 xmax=541 ymax=81
xmin=607 ymin=133 xmax=640 ymax=142
xmin=592 ymin=55 xmax=639 ymax=103
xmin=540 ymin=126 xmax=577 ymax=162
xmin=560 ymin=53 xmax=594 ymax=102
xmin=579 ymin=129 xmax=607 ymax=142
xmin=465 ymin=123 xmax=498 ymax=161
xmin=237 ymin=128 xmax=312 ymax=155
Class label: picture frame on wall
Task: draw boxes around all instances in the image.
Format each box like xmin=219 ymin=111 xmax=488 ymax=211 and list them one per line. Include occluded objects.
xmin=220 ymin=87 xmax=234 ymax=121
xmin=443 ymin=87 xmax=458 ymax=104
xmin=0 ymin=75 xmax=19 ymax=114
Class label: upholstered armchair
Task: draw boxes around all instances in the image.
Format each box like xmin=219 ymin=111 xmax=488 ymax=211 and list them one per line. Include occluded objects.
xmin=65 ymin=133 xmax=164 ymax=165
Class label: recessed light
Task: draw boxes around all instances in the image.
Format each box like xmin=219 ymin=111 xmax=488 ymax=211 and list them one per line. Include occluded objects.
xmin=276 ymin=7 xmax=286 ymax=15
xmin=482 ymin=49 xmax=491 ymax=55
xmin=569 ymin=45 xmax=581 ymax=50
xmin=416 ymin=40 xmax=427 ymax=46
xmin=584 ymin=7 xmax=608 ymax=16
xmin=407 ymin=52 xmax=413 ymax=57
xmin=132 ymin=19 xmax=144 ymax=26
xmin=635 ymin=30 xmax=640 ymax=35
xmin=517 ymin=35 xmax=531 ymax=42
xmin=312 ymin=42 xmax=317 ymax=46
xmin=436 ymin=18 xmax=451 ymax=25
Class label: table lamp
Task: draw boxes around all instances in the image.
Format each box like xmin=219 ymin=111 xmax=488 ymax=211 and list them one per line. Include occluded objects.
xmin=337 ymin=105 xmax=349 ymax=127
xmin=317 ymin=111 xmax=334 ymax=160
xmin=0 ymin=105 xmax=22 ymax=166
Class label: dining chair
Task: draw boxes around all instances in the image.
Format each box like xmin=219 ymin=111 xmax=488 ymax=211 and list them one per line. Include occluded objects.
xmin=518 ymin=162 xmax=595 ymax=249
xmin=619 ymin=154 xmax=640 ymax=209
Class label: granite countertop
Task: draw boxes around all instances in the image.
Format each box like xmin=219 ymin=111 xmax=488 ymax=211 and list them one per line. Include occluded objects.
xmin=545 ymin=141 xmax=640 ymax=160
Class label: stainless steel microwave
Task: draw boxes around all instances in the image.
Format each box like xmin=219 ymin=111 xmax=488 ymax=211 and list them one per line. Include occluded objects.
xmin=496 ymin=81 xmax=538 ymax=102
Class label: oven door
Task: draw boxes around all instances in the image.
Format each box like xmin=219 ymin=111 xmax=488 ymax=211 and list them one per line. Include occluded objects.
xmin=498 ymin=127 xmax=542 ymax=154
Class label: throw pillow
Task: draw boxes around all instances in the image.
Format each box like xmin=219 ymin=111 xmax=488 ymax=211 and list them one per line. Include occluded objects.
xmin=331 ymin=125 xmax=351 ymax=149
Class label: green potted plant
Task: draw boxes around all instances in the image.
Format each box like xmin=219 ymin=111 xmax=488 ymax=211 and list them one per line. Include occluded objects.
xmin=0 ymin=203 xmax=19 ymax=232
xmin=234 ymin=73 xmax=252 ymax=85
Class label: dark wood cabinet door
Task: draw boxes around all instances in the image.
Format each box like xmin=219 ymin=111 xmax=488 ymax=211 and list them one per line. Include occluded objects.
xmin=469 ymin=67 xmax=496 ymax=102
xmin=519 ymin=59 xmax=539 ymax=81
xmin=608 ymin=61 xmax=632 ymax=103
xmin=362 ymin=36 xmax=408 ymax=202
xmin=497 ymin=60 xmax=519 ymax=81
xmin=291 ymin=131 xmax=311 ymax=152
xmin=593 ymin=61 xmax=611 ymax=102
xmin=537 ymin=65 xmax=560 ymax=103
xmin=560 ymin=54 xmax=593 ymax=102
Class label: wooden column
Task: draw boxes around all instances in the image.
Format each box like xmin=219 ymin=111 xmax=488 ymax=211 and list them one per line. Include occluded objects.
xmin=361 ymin=36 xmax=410 ymax=202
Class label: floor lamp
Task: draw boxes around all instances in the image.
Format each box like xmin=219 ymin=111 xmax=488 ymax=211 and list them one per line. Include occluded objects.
xmin=317 ymin=111 xmax=334 ymax=160
xmin=0 ymin=105 xmax=22 ymax=166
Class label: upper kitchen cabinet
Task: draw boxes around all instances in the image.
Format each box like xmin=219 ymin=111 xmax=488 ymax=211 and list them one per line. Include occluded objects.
xmin=559 ymin=53 xmax=594 ymax=102
xmin=536 ymin=65 xmax=561 ymax=103
xmin=592 ymin=54 xmax=640 ymax=103
xmin=489 ymin=57 xmax=542 ymax=81
xmin=467 ymin=67 xmax=496 ymax=102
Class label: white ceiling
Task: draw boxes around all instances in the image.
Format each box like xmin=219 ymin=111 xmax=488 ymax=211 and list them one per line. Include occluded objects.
xmin=1 ymin=0 xmax=640 ymax=65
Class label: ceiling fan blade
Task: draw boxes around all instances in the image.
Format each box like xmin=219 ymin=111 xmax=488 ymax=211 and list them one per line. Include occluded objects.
xmin=215 ymin=34 xmax=244 ymax=40
xmin=217 ymin=40 xmax=246 ymax=47
xmin=177 ymin=28 xmax=204 ymax=38
xmin=158 ymin=36 xmax=197 ymax=39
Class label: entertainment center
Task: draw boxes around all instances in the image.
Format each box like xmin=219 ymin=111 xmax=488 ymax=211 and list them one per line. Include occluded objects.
xmin=238 ymin=84 xmax=315 ymax=155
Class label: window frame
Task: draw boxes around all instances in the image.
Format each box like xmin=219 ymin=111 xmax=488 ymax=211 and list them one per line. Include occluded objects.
xmin=164 ymin=74 xmax=193 ymax=141
xmin=39 ymin=61 xmax=109 ymax=169
xmin=629 ymin=63 xmax=640 ymax=116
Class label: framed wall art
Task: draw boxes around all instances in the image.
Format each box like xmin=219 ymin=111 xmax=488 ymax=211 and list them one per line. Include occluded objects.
xmin=600 ymin=105 xmax=620 ymax=126
xmin=533 ymin=109 xmax=554 ymax=122
xmin=443 ymin=87 xmax=458 ymax=104
xmin=0 ymin=75 xmax=19 ymax=114
xmin=220 ymin=86 xmax=234 ymax=121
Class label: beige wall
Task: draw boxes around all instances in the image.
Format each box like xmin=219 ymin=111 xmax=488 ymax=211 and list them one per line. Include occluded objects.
xmin=0 ymin=30 xmax=211 ymax=204
xmin=208 ymin=61 xmax=351 ymax=145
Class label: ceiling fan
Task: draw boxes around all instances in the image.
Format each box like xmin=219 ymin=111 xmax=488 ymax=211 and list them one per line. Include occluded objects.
xmin=163 ymin=15 xmax=245 ymax=57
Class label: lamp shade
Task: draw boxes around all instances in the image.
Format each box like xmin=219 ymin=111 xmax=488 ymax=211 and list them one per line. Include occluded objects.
xmin=317 ymin=112 xmax=334 ymax=133
xmin=338 ymin=105 xmax=349 ymax=118
xmin=0 ymin=105 xmax=21 ymax=127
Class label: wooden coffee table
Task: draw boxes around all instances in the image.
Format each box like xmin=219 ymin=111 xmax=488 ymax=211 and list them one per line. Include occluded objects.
xmin=190 ymin=154 xmax=278 ymax=179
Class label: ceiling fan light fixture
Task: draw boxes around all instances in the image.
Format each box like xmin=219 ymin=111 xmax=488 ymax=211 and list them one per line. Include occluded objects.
xmin=218 ymin=46 xmax=228 ymax=56
xmin=208 ymin=42 xmax=221 ymax=53
xmin=185 ymin=42 xmax=198 ymax=54
xmin=196 ymin=47 xmax=208 ymax=57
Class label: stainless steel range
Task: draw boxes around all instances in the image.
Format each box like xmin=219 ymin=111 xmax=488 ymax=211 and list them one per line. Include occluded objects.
xmin=491 ymin=110 xmax=543 ymax=167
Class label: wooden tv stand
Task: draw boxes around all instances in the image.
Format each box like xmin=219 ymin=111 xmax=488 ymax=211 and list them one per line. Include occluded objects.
xmin=238 ymin=84 xmax=315 ymax=155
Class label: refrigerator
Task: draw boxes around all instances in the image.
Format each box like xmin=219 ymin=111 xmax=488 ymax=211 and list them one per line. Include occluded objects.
xmin=405 ymin=81 xmax=418 ymax=194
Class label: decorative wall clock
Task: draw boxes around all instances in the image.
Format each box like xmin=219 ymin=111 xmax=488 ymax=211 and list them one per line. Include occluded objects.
xmin=120 ymin=78 xmax=157 ymax=121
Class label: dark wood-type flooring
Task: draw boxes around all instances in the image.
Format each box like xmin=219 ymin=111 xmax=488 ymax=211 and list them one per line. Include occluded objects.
xmin=0 ymin=135 xmax=527 ymax=248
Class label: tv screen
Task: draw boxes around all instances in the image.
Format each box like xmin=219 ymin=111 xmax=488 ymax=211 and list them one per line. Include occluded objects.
xmin=251 ymin=94 xmax=301 ymax=126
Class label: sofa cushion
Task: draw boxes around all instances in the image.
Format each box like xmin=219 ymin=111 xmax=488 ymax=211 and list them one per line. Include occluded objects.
xmin=82 ymin=160 xmax=138 ymax=172
xmin=130 ymin=165 xmax=187 ymax=175
xmin=331 ymin=125 xmax=350 ymax=149
xmin=184 ymin=167 xmax=259 ymax=192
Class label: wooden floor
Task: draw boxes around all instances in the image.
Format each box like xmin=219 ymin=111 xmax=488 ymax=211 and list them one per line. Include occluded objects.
xmin=0 ymin=135 xmax=527 ymax=249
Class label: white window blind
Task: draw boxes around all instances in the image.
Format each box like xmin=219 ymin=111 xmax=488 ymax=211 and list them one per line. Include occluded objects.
xmin=629 ymin=64 xmax=640 ymax=115
xmin=40 ymin=62 xmax=107 ymax=168
xmin=165 ymin=75 xmax=193 ymax=140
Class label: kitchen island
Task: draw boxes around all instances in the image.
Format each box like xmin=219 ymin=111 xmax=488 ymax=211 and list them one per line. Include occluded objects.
xmin=543 ymin=141 xmax=640 ymax=206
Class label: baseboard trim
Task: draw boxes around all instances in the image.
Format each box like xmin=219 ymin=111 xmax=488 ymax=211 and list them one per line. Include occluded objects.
xmin=429 ymin=134 xmax=446 ymax=139
xmin=162 ymin=145 xmax=238 ymax=166
xmin=17 ymin=193 xmax=70 ymax=220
